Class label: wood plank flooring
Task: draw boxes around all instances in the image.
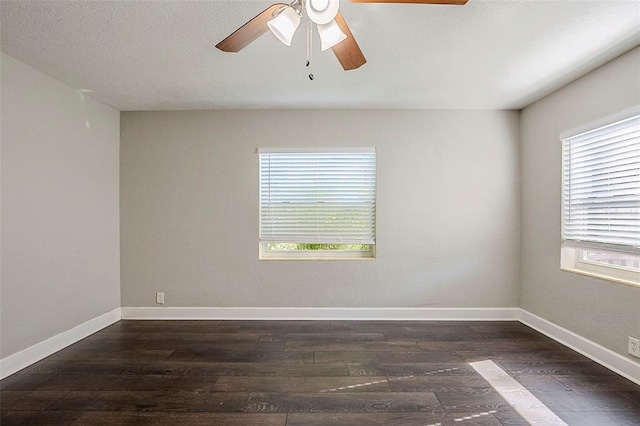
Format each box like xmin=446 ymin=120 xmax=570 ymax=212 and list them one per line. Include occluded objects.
xmin=1 ymin=320 xmax=639 ymax=425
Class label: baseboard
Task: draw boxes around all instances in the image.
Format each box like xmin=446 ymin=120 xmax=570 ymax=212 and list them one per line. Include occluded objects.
xmin=519 ymin=309 xmax=640 ymax=385
xmin=121 ymin=306 xmax=521 ymax=321
xmin=0 ymin=307 xmax=122 ymax=379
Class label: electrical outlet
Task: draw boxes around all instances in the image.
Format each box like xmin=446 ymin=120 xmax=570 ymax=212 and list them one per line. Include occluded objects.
xmin=629 ymin=336 xmax=640 ymax=358
xmin=156 ymin=292 xmax=165 ymax=305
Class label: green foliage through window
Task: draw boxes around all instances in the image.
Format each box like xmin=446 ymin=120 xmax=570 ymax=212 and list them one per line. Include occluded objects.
xmin=267 ymin=243 xmax=372 ymax=251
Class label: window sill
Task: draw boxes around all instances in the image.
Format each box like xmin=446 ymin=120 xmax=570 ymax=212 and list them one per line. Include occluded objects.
xmin=560 ymin=267 xmax=640 ymax=288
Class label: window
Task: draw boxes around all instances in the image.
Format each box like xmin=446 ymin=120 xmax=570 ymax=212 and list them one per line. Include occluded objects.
xmin=561 ymin=115 xmax=640 ymax=286
xmin=259 ymin=148 xmax=376 ymax=259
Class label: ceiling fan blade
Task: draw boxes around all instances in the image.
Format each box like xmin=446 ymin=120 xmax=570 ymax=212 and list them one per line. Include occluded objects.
xmin=350 ymin=0 xmax=468 ymax=4
xmin=216 ymin=3 xmax=288 ymax=52
xmin=331 ymin=12 xmax=366 ymax=71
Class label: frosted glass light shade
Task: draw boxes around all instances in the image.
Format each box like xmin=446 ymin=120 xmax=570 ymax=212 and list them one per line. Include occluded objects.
xmin=267 ymin=7 xmax=301 ymax=46
xmin=317 ymin=19 xmax=347 ymax=51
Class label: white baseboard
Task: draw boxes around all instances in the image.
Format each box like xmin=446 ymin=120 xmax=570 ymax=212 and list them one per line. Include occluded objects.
xmin=121 ymin=306 xmax=521 ymax=321
xmin=519 ymin=309 xmax=640 ymax=385
xmin=0 ymin=308 xmax=121 ymax=379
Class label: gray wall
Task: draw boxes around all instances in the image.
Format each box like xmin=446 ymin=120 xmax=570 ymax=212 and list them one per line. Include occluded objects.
xmin=121 ymin=109 xmax=520 ymax=309
xmin=520 ymin=46 xmax=640 ymax=361
xmin=0 ymin=53 xmax=121 ymax=358
xmin=3 ymin=43 xmax=637 ymax=370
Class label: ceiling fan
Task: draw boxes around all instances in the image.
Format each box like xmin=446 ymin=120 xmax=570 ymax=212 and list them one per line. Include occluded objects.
xmin=216 ymin=0 xmax=468 ymax=71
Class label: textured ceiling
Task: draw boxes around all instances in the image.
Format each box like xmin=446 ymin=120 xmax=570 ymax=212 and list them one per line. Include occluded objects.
xmin=1 ymin=0 xmax=639 ymax=111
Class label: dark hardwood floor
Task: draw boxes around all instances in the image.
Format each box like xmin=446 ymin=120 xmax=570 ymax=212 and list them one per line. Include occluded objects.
xmin=1 ymin=320 xmax=639 ymax=425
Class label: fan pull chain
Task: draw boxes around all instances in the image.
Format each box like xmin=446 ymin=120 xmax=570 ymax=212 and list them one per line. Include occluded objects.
xmin=306 ymin=18 xmax=314 ymax=80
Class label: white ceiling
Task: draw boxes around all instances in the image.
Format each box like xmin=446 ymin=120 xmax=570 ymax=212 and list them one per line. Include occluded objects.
xmin=1 ymin=0 xmax=639 ymax=111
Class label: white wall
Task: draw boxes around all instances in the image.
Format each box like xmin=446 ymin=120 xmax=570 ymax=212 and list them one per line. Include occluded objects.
xmin=0 ymin=53 xmax=121 ymax=358
xmin=521 ymin=47 xmax=640 ymax=361
xmin=120 ymin=109 xmax=520 ymax=309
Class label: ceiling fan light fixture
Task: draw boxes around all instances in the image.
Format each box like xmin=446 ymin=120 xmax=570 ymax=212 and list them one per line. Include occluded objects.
xmin=306 ymin=0 xmax=340 ymax=24
xmin=317 ymin=19 xmax=347 ymax=51
xmin=267 ymin=6 xmax=301 ymax=46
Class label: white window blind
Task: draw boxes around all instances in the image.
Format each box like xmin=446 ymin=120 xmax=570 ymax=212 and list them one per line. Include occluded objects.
xmin=259 ymin=148 xmax=376 ymax=245
xmin=562 ymin=115 xmax=640 ymax=254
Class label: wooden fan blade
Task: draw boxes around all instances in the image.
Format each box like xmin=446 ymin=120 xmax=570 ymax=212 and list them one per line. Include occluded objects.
xmin=331 ymin=12 xmax=366 ymax=71
xmin=216 ymin=3 xmax=288 ymax=52
xmin=350 ymin=0 xmax=468 ymax=4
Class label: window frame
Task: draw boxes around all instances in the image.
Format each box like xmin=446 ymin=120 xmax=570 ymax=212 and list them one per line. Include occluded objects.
xmin=258 ymin=148 xmax=377 ymax=260
xmin=561 ymin=246 xmax=639 ymax=286
xmin=560 ymin=113 xmax=640 ymax=287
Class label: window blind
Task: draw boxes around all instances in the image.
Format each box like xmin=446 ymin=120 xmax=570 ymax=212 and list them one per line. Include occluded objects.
xmin=259 ymin=149 xmax=376 ymax=244
xmin=562 ymin=115 xmax=640 ymax=254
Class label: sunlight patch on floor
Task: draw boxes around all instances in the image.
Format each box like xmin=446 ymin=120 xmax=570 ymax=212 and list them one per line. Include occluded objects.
xmin=470 ymin=359 xmax=568 ymax=425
